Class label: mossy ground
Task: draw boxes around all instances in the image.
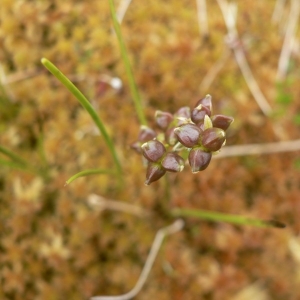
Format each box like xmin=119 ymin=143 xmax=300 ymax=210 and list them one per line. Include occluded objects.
xmin=1 ymin=1 xmax=300 ymax=299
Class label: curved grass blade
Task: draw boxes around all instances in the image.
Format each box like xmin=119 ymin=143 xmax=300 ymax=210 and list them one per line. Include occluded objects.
xmin=108 ymin=0 xmax=147 ymax=126
xmin=0 ymin=158 xmax=38 ymax=174
xmin=65 ymin=169 xmax=117 ymax=186
xmin=0 ymin=145 xmax=28 ymax=166
xmin=171 ymin=208 xmax=286 ymax=228
xmin=41 ymin=58 xmax=122 ymax=178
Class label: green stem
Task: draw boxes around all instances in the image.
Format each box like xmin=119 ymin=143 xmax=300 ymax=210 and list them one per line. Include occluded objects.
xmin=108 ymin=0 xmax=147 ymax=126
xmin=171 ymin=208 xmax=286 ymax=228
xmin=0 ymin=145 xmax=28 ymax=166
xmin=65 ymin=168 xmax=117 ymax=185
xmin=41 ymin=58 xmax=122 ymax=178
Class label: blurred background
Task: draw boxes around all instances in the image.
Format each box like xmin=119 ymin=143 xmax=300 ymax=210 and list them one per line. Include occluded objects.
xmin=1 ymin=0 xmax=300 ymax=299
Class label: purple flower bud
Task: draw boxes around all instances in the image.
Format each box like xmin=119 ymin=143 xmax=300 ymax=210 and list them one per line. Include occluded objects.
xmin=211 ymin=115 xmax=234 ymax=131
xmin=130 ymin=126 xmax=157 ymax=154
xmin=165 ymin=127 xmax=178 ymax=146
xmin=130 ymin=141 xmax=143 ymax=154
xmin=155 ymin=111 xmax=174 ymax=130
xmin=138 ymin=125 xmax=157 ymax=142
xmin=191 ymin=104 xmax=211 ymax=123
xmin=141 ymin=140 xmax=166 ymax=162
xmin=174 ymin=123 xmax=201 ymax=148
xmin=145 ymin=163 xmax=166 ymax=185
xmin=195 ymin=94 xmax=212 ymax=115
xmin=175 ymin=106 xmax=191 ymax=123
xmin=188 ymin=148 xmax=212 ymax=173
xmin=201 ymin=128 xmax=226 ymax=152
xmin=161 ymin=152 xmax=185 ymax=172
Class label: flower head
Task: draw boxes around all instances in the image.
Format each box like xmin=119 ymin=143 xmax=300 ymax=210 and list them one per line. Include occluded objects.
xmin=131 ymin=94 xmax=234 ymax=184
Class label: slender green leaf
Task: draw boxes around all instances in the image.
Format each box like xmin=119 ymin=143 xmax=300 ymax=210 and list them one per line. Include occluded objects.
xmin=0 ymin=145 xmax=28 ymax=166
xmin=171 ymin=208 xmax=286 ymax=228
xmin=41 ymin=58 xmax=122 ymax=177
xmin=65 ymin=169 xmax=117 ymax=185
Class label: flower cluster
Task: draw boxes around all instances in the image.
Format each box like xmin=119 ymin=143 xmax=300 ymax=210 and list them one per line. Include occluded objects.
xmin=131 ymin=95 xmax=234 ymax=185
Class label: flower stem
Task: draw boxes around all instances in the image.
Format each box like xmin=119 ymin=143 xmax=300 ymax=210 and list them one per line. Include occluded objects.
xmin=108 ymin=0 xmax=147 ymax=126
xmin=0 ymin=145 xmax=28 ymax=166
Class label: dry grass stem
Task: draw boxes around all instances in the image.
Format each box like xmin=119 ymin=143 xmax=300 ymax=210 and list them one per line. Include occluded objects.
xmin=200 ymin=47 xmax=231 ymax=91
xmin=232 ymin=282 xmax=269 ymax=300
xmin=116 ymin=0 xmax=132 ymax=24
xmin=272 ymin=0 xmax=287 ymax=23
xmin=196 ymin=0 xmax=209 ymax=38
xmin=216 ymin=139 xmax=300 ymax=158
xmin=276 ymin=0 xmax=300 ymax=81
xmin=4 ymin=68 xmax=41 ymax=85
xmin=91 ymin=219 xmax=185 ymax=300
xmin=88 ymin=194 xmax=149 ymax=217
xmin=217 ymin=0 xmax=272 ymax=116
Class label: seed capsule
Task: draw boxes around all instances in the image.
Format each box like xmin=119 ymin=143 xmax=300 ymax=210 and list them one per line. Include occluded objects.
xmin=195 ymin=94 xmax=212 ymax=115
xmin=201 ymin=128 xmax=226 ymax=152
xmin=138 ymin=125 xmax=157 ymax=142
xmin=130 ymin=126 xmax=157 ymax=154
xmin=174 ymin=123 xmax=201 ymax=148
xmin=155 ymin=111 xmax=174 ymax=130
xmin=188 ymin=148 xmax=212 ymax=173
xmin=161 ymin=152 xmax=185 ymax=172
xmin=145 ymin=163 xmax=166 ymax=185
xmin=211 ymin=115 xmax=234 ymax=131
xmin=141 ymin=140 xmax=166 ymax=162
xmin=191 ymin=104 xmax=211 ymax=123
xmin=165 ymin=127 xmax=178 ymax=146
xmin=175 ymin=106 xmax=191 ymax=119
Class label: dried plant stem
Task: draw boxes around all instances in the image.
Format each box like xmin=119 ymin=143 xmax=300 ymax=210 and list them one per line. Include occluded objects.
xmin=196 ymin=0 xmax=209 ymax=38
xmin=0 ymin=64 xmax=15 ymax=102
xmin=200 ymin=47 xmax=231 ymax=91
xmin=3 ymin=68 xmax=41 ymax=84
xmin=41 ymin=58 xmax=123 ymax=178
xmin=216 ymin=138 xmax=300 ymax=158
xmin=216 ymin=0 xmax=272 ymax=116
xmin=116 ymin=0 xmax=132 ymax=23
xmin=276 ymin=0 xmax=300 ymax=81
xmin=91 ymin=219 xmax=184 ymax=300
xmin=108 ymin=0 xmax=147 ymax=125
xmin=88 ymin=194 xmax=149 ymax=217
xmin=272 ymin=0 xmax=286 ymax=23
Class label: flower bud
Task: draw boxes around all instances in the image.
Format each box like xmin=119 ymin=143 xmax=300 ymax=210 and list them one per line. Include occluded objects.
xmin=201 ymin=128 xmax=226 ymax=152
xmin=191 ymin=104 xmax=211 ymax=123
xmin=138 ymin=125 xmax=157 ymax=142
xmin=141 ymin=140 xmax=166 ymax=162
xmin=211 ymin=115 xmax=234 ymax=131
xmin=155 ymin=111 xmax=174 ymax=130
xmin=130 ymin=141 xmax=143 ymax=154
xmin=188 ymin=148 xmax=212 ymax=173
xmin=145 ymin=163 xmax=166 ymax=185
xmin=130 ymin=126 xmax=157 ymax=154
xmin=175 ymin=106 xmax=191 ymax=125
xmin=174 ymin=123 xmax=201 ymax=148
xmin=175 ymin=106 xmax=191 ymax=119
xmin=195 ymin=94 xmax=212 ymax=115
xmin=161 ymin=152 xmax=185 ymax=172
xmin=165 ymin=127 xmax=178 ymax=146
